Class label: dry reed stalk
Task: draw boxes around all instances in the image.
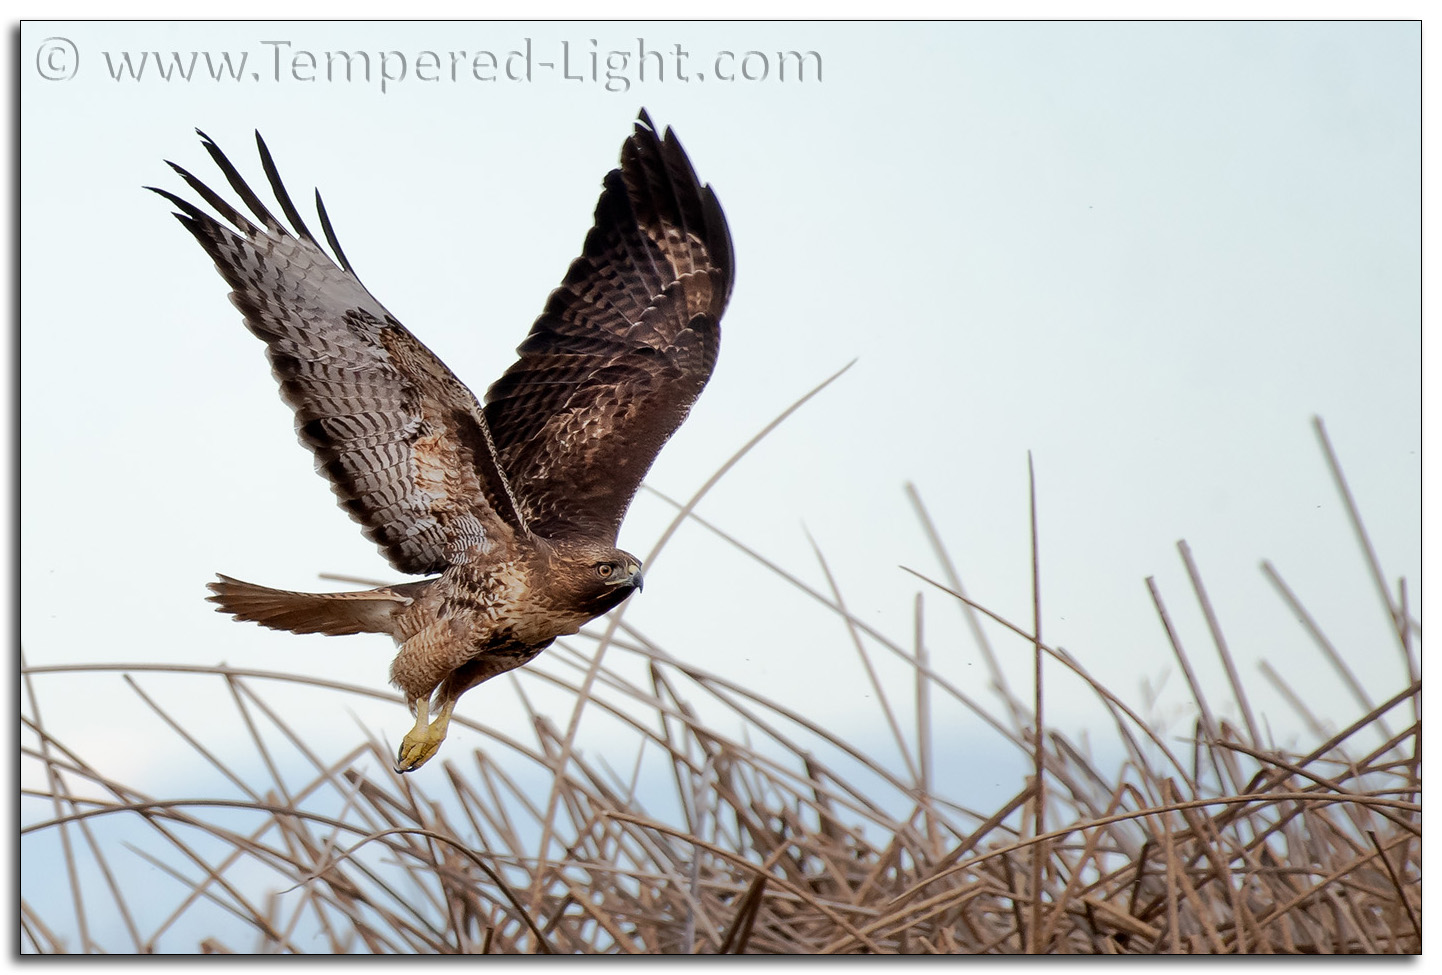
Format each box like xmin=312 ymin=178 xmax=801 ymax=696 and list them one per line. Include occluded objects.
xmin=21 ymin=410 xmax=1419 ymax=953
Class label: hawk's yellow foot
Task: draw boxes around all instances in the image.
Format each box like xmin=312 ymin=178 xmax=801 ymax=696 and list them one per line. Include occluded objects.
xmin=395 ymin=698 xmax=455 ymax=773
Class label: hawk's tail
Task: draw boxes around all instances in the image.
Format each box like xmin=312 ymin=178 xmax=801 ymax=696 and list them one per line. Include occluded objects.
xmin=207 ymin=573 xmax=416 ymax=637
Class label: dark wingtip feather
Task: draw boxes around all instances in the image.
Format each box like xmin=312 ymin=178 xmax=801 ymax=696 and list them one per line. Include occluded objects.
xmin=314 ymin=189 xmax=357 ymax=276
xmin=160 ymin=129 xmax=360 ymax=280
xmin=144 ymin=183 xmax=179 ymax=204
xmin=255 ymin=130 xmax=319 ymax=248
xmin=146 ymin=184 xmax=209 ymax=223
xmin=702 ymin=185 xmax=735 ymax=301
xmin=624 ymin=113 xmax=735 ymax=297
xmin=197 ymin=131 xmax=286 ymax=236
xmin=164 ymin=159 xmax=260 ymax=236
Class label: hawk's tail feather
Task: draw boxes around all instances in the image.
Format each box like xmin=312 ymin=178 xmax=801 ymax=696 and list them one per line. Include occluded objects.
xmin=207 ymin=573 xmax=414 ymax=637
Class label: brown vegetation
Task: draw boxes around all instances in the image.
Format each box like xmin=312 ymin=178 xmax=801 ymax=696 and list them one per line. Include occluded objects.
xmin=21 ymin=416 xmax=1419 ymax=953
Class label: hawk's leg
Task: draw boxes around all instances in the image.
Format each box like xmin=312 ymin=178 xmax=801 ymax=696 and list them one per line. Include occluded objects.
xmin=389 ymin=640 xmax=544 ymax=772
xmin=395 ymin=695 xmax=455 ymax=773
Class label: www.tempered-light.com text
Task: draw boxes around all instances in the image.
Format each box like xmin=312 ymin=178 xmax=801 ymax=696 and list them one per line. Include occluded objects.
xmin=80 ymin=39 xmax=824 ymax=92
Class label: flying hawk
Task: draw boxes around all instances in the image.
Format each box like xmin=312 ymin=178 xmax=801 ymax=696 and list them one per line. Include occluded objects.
xmin=154 ymin=111 xmax=733 ymax=772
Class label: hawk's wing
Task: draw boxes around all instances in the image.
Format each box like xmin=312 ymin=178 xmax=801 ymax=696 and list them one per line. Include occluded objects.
xmin=153 ymin=133 xmax=526 ymax=575
xmin=484 ymin=111 xmax=735 ymax=543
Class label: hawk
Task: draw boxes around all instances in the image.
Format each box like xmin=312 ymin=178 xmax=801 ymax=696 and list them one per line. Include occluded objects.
xmin=153 ymin=111 xmax=733 ymax=772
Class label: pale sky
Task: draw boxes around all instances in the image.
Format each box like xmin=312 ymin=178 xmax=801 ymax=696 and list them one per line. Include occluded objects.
xmin=18 ymin=18 xmax=1421 ymax=948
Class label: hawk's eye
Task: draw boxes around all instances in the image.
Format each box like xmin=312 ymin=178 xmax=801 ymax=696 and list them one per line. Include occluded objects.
xmin=597 ymin=563 xmax=614 ymax=578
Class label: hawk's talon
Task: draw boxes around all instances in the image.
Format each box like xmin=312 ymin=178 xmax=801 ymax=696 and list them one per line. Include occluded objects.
xmin=394 ymin=699 xmax=454 ymax=773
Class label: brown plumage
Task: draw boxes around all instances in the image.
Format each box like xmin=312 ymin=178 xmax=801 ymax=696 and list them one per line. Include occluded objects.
xmin=154 ymin=112 xmax=733 ymax=771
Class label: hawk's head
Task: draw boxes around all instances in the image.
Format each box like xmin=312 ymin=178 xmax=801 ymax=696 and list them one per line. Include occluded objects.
xmin=545 ymin=538 xmax=644 ymax=619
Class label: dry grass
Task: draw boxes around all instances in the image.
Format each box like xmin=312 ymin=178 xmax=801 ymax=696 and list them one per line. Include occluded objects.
xmin=21 ymin=403 xmax=1420 ymax=953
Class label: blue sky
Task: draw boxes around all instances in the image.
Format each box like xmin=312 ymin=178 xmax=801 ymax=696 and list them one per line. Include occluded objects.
xmin=18 ymin=19 xmax=1421 ymax=950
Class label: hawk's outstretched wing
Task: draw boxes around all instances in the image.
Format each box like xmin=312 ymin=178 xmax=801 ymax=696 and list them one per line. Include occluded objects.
xmin=484 ymin=111 xmax=735 ymax=542
xmin=152 ymin=133 xmax=526 ymax=575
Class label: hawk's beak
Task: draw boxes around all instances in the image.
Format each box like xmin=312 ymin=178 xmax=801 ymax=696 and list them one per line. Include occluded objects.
xmin=616 ymin=565 xmax=643 ymax=592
